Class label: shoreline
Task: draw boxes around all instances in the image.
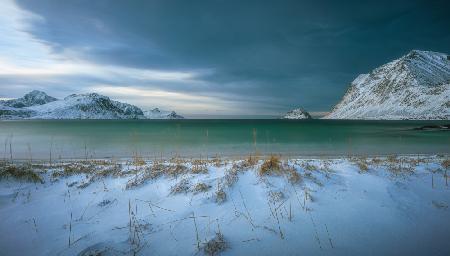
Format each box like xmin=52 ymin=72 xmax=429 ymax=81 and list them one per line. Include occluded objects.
xmin=2 ymin=152 xmax=449 ymax=163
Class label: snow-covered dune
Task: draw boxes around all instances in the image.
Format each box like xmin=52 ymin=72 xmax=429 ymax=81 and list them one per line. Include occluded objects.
xmin=325 ymin=50 xmax=450 ymax=120
xmin=0 ymin=156 xmax=449 ymax=255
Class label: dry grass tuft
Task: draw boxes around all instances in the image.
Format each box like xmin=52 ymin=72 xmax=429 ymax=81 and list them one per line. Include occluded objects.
xmin=301 ymin=162 xmax=318 ymax=172
xmin=387 ymin=165 xmax=415 ymax=176
xmin=442 ymin=159 xmax=450 ymax=170
xmin=52 ymin=163 xmax=96 ymax=178
xmin=210 ymin=156 xmax=224 ymax=167
xmin=125 ymin=164 xmax=168 ymax=189
xmin=169 ymin=156 xmax=184 ymax=165
xmin=215 ymin=188 xmax=227 ymax=204
xmin=242 ymin=154 xmax=258 ymax=168
xmin=230 ymin=157 xmax=256 ymax=174
xmin=191 ymin=163 xmax=208 ymax=174
xmin=387 ymin=155 xmax=398 ymax=163
xmin=74 ymin=164 xmax=122 ymax=189
xmin=357 ymin=161 xmax=369 ymax=172
xmin=191 ymin=159 xmax=206 ymax=165
xmin=0 ymin=164 xmax=43 ymax=183
xmin=83 ymin=159 xmax=114 ymax=166
xmin=170 ymin=179 xmax=190 ymax=194
xmin=354 ymin=157 xmax=369 ymax=173
xmin=93 ymin=164 xmax=122 ymax=178
xmin=193 ymin=182 xmax=211 ymax=193
xmin=132 ymin=153 xmax=146 ymax=166
xmin=148 ymin=163 xmax=166 ymax=179
xmin=386 ymin=158 xmax=415 ymax=176
xmin=285 ymin=165 xmax=302 ymax=184
xmin=259 ymin=155 xmax=282 ymax=176
xmin=167 ymin=163 xmax=188 ymax=177
xmin=258 ymin=155 xmax=302 ymax=184
xmin=223 ymin=167 xmax=240 ymax=187
xmin=371 ymin=157 xmax=383 ymax=165
xmin=126 ymin=166 xmax=152 ymax=189
xmin=203 ymin=232 xmax=228 ymax=256
xmin=125 ymin=162 xmax=195 ymax=190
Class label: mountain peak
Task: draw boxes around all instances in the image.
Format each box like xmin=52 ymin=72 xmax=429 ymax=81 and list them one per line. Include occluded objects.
xmin=325 ymin=50 xmax=450 ymax=120
xmin=402 ymin=49 xmax=448 ymax=64
xmin=1 ymin=90 xmax=57 ymax=108
xmin=30 ymin=92 xmax=144 ymax=119
xmin=64 ymin=92 xmax=106 ymax=100
xmin=25 ymin=90 xmax=48 ymax=96
xmin=405 ymin=49 xmax=446 ymax=58
xmin=398 ymin=50 xmax=450 ymax=87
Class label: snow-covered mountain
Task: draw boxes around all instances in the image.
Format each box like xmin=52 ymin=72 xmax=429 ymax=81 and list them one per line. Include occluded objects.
xmin=325 ymin=50 xmax=450 ymax=120
xmin=143 ymin=108 xmax=184 ymax=119
xmin=27 ymin=93 xmax=145 ymax=119
xmin=0 ymin=91 xmax=183 ymax=119
xmin=0 ymin=90 xmax=57 ymax=108
xmin=282 ymin=108 xmax=312 ymax=119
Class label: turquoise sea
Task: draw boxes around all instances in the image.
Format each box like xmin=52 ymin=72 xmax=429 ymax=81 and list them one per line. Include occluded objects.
xmin=0 ymin=119 xmax=449 ymax=160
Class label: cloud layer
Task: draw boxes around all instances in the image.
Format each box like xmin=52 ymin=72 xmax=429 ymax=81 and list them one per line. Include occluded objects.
xmin=1 ymin=0 xmax=449 ymax=116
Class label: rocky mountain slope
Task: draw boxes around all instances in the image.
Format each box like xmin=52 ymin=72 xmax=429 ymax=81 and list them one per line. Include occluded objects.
xmin=0 ymin=91 xmax=183 ymax=119
xmin=325 ymin=50 xmax=450 ymax=120
xmin=282 ymin=108 xmax=312 ymax=119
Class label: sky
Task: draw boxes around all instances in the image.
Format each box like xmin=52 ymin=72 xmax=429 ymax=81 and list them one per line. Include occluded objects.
xmin=0 ymin=0 xmax=449 ymax=117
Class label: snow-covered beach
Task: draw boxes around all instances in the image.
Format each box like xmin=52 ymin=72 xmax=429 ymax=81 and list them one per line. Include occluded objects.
xmin=1 ymin=0 xmax=449 ymax=255
xmin=1 ymin=155 xmax=449 ymax=255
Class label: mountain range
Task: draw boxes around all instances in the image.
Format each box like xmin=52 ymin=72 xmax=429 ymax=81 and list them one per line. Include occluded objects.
xmin=0 ymin=91 xmax=183 ymax=119
xmin=1 ymin=50 xmax=449 ymax=120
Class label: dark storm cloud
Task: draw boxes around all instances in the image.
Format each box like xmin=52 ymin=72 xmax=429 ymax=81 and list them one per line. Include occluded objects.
xmin=13 ymin=0 xmax=450 ymax=113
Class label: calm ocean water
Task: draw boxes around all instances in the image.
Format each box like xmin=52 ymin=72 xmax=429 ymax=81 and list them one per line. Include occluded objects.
xmin=0 ymin=119 xmax=449 ymax=160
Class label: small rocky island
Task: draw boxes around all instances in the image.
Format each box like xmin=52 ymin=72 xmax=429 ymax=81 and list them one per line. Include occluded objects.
xmin=143 ymin=108 xmax=184 ymax=119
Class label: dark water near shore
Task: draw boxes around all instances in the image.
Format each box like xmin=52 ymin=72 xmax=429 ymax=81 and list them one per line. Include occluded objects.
xmin=0 ymin=119 xmax=449 ymax=159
